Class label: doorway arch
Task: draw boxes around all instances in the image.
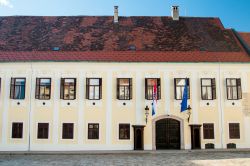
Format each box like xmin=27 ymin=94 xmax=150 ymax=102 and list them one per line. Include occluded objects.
xmin=152 ymin=115 xmax=184 ymax=150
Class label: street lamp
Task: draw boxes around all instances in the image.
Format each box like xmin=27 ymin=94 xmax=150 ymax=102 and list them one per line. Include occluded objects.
xmin=187 ymin=105 xmax=192 ymax=123
xmin=145 ymin=105 xmax=150 ymax=124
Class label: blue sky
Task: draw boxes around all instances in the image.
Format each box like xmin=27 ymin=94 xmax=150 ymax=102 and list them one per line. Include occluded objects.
xmin=0 ymin=0 xmax=249 ymax=32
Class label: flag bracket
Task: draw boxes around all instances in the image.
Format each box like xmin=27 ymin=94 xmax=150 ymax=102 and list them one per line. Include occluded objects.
xmin=187 ymin=105 xmax=192 ymax=122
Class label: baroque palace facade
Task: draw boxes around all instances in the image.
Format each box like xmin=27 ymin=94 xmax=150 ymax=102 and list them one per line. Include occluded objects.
xmin=0 ymin=6 xmax=250 ymax=151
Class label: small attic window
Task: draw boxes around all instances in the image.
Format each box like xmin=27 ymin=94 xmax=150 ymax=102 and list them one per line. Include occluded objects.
xmin=128 ymin=45 xmax=136 ymax=51
xmin=52 ymin=47 xmax=60 ymax=51
xmin=200 ymin=47 xmax=206 ymax=51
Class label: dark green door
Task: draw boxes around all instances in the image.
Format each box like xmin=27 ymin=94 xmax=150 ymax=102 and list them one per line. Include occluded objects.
xmin=156 ymin=119 xmax=180 ymax=149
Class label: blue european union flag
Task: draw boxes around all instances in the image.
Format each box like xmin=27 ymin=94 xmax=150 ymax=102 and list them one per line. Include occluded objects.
xmin=181 ymin=79 xmax=188 ymax=112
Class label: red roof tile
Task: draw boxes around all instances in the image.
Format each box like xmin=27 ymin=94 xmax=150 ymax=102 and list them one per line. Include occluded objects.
xmin=239 ymin=32 xmax=250 ymax=47
xmin=0 ymin=16 xmax=242 ymax=52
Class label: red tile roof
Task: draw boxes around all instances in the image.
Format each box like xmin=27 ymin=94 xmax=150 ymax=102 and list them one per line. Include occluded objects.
xmin=0 ymin=16 xmax=242 ymax=52
xmin=0 ymin=16 xmax=249 ymax=63
xmin=0 ymin=51 xmax=249 ymax=63
xmin=239 ymin=32 xmax=250 ymax=47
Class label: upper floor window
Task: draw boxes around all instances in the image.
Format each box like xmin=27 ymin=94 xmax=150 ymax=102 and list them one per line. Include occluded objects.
xmin=201 ymin=78 xmax=216 ymax=100
xmin=145 ymin=78 xmax=161 ymax=100
xmin=86 ymin=78 xmax=102 ymax=100
xmin=35 ymin=78 xmax=51 ymax=100
xmin=0 ymin=78 xmax=1 ymax=95
xmin=226 ymin=78 xmax=242 ymax=100
xmin=203 ymin=123 xmax=214 ymax=139
xmin=117 ymin=78 xmax=132 ymax=100
xmin=174 ymin=78 xmax=190 ymax=100
xmin=229 ymin=123 xmax=240 ymax=139
xmin=12 ymin=122 xmax=23 ymax=138
xmin=60 ymin=78 xmax=76 ymax=100
xmin=10 ymin=78 xmax=26 ymax=100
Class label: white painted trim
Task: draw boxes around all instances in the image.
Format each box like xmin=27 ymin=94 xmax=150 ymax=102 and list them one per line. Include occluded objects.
xmin=106 ymin=72 xmax=112 ymax=145
xmin=191 ymin=72 xmax=199 ymax=123
xmin=136 ymin=72 xmax=143 ymax=125
xmin=77 ymin=72 xmax=84 ymax=145
xmin=164 ymin=72 xmax=171 ymax=115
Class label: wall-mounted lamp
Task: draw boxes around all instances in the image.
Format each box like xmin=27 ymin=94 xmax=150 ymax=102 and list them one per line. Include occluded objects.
xmin=145 ymin=105 xmax=150 ymax=124
xmin=187 ymin=105 xmax=192 ymax=123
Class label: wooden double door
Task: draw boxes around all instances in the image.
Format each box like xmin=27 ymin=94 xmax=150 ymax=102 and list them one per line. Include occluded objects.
xmin=156 ymin=118 xmax=181 ymax=150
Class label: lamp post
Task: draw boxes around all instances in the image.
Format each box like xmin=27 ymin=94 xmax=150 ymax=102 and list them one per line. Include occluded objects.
xmin=187 ymin=105 xmax=192 ymax=123
xmin=145 ymin=105 xmax=149 ymax=124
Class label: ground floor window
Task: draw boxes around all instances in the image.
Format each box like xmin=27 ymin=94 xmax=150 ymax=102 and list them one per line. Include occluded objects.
xmin=229 ymin=123 xmax=240 ymax=139
xmin=62 ymin=123 xmax=74 ymax=139
xmin=12 ymin=122 xmax=23 ymax=138
xmin=119 ymin=124 xmax=130 ymax=139
xmin=37 ymin=123 xmax=49 ymax=139
xmin=203 ymin=123 xmax=214 ymax=139
xmin=88 ymin=123 xmax=99 ymax=139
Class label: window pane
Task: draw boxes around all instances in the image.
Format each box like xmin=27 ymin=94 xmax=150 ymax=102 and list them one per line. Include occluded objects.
xmin=147 ymin=79 xmax=157 ymax=86
xmin=227 ymin=79 xmax=236 ymax=86
xmin=15 ymin=79 xmax=25 ymax=85
xmin=176 ymin=79 xmax=185 ymax=86
xmin=40 ymin=79 xmax=50 ymax=85
xmin=119 ymin=79 xmax=129 ymax=86
xmin=202 ymin=87 xmax=208 ymax=99
xmin=176 ymin=87 xmax=184 ymax=99
xmin=202 ymin=79 xmax=211 ymax=86
xmin=90 ymin=79 xmax=99 ymax=85
xmin=232 ymin=87 xmax=237 ymax=99
xmin=94 ymin=87 xmax=100 ymax=99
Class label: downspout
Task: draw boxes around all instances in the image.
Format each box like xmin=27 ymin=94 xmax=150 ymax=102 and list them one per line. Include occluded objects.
xmin=28 ymin=62 xmax=34 ymax=151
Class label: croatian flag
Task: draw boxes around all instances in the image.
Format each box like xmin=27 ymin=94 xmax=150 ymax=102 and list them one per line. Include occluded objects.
xmin=152 ymin=84 xmax=157 ymax=116
xmin=181 ymin=79 xmax=188 ymax=112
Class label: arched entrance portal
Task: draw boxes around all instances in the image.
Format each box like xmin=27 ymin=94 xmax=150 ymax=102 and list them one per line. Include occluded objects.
xmin=156 ymin=118 xmax=180 ymax=149
xmin=152 ymin=115 xmax=184 ymax=150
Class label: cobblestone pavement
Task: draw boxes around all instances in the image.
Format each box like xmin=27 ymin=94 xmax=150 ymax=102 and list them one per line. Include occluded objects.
xmin=0 ymin=151 xmax=250 ymax=166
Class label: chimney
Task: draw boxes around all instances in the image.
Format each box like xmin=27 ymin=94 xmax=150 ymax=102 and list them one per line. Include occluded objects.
xmin=171 ymin=6 xmax=179 ymax=21
xmin=114 ymin=6 xmax=119 ymax=23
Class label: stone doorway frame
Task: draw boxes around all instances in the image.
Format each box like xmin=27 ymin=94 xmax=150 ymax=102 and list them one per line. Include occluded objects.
xmin=152 ymin=115 xmax=185 ymax=150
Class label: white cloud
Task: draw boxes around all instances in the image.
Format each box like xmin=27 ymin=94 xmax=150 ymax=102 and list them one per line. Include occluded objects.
xmin=0 ymin=0 xmax=13 ymax=8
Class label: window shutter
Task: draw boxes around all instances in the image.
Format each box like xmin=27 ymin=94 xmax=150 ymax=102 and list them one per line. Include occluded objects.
xmin=157 ymin=78 xmax=161 ymax=100
xmin=60 ymin=78 xmax=64 ymax=99
xmin=73 ymin=78 xmax=77 ymax=100
xmin=10 ymin=78 xmax=15 ymax=99
xmin=145 ymin=78 xmax=148 ymax=100
xmin=212 ymin=78 xmax=216 ymax=100
xmin=117 ymin=78 xmax=120 ymax=99
xmin=129 ymin=78 xmax=132 ymax=100
xmin=236 ymin=78 xmax=242 ymax=99
xmin=174 ymin=78 xmax=177 ymax=100
xmin=99 ymin=78 xmax=102 ymax=99
xmin=86 ymin=78 xmax=89 ymax=99
xmin=35 ymin=78 xmax=40 ymax=99
xmin=187 ymin=78 xmax=190 ymax=99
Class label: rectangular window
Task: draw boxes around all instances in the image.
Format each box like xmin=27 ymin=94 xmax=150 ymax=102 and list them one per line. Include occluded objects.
xmin=62 ymin=123 xmax=74 ymax=139
xmin=88 ymin=123 xmax=99 ymax=139
xmin=37 ymin=123 xmax=49 ymax=139
xmin=86 ymin=78 xmax=102 ymax=100
xmin=226 ymin=78 xmax=242 ymax=100
xmin=12 ymin=122 xmax=23 ymax=138
xmin=145 ymin=78 xmax=161 ymax=100
xmin=174 ymin=78 xmax=190 ymax=100
xmin=201 ymin=78 xmax=216 ymax=100
xmin=117 ymin=78 xmax=132 ymax=100
xmin=229 ymin=123 xmax=240 ymax=139
xmin=35 ymin=78 xmax=51 ymax=100
xmin=119 ymin=124 xmax=130 ymax=140
xmin=60 ymin=78 xmax=76 ymax=100
xmin=10 ymin=78 xmax=26 ymax=100
xmin=203 ymin=123 xmax=214 ymax=139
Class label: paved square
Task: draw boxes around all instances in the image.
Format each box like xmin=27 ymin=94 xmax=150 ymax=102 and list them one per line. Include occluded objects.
xmin=0 ymin=151 xmax=250 ymax=166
